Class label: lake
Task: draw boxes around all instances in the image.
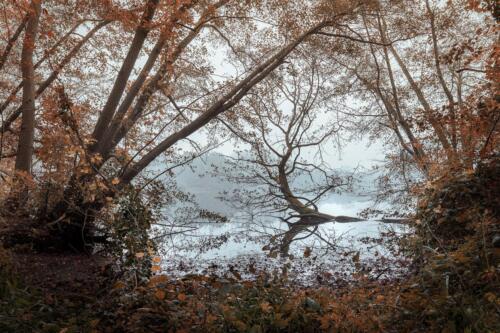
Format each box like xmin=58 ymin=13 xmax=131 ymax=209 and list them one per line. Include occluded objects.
xmin=157 ymin=192 xmax=413 ymax=286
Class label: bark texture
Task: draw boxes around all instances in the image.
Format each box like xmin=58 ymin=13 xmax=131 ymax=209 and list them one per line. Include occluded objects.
xmin=14 ymin=0 xmax=42 ymax=173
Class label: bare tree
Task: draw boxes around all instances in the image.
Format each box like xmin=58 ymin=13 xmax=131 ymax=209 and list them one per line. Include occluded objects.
xmin=216 ymin=55 xmax=362 ymax=255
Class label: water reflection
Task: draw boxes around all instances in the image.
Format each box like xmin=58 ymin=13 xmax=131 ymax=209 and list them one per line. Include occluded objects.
xmin=157 ymin=211 xmax=411 ymax=285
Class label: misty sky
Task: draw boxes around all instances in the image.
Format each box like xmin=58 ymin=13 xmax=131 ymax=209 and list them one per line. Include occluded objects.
xmin=183 ymin=33 xmax=387 ymax=172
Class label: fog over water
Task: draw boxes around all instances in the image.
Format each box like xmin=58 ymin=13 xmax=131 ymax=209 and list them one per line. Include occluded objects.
xmin=153 ymin=151 xmax=411 ymax=285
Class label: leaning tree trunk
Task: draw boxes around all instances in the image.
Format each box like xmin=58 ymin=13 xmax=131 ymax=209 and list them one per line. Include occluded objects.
xmin=0 ymin=14 xmax=28 ymax=72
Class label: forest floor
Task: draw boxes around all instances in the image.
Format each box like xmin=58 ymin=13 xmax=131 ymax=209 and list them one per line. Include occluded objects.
xmin=2 ymin=249 xmax=416 ymax=332
xmin=13 ymin=253 xmax=111 ymax=293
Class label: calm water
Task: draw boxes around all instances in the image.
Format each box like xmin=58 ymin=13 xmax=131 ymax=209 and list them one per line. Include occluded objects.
xmin=157 ymin=194 xmax=412 ymax=285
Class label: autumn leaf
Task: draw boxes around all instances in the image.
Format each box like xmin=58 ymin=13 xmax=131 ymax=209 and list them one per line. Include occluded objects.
xmin=113 ymin=281 xmax=126 ymax=290
xmin=259 ymin=301 xmax=273 ymax=313
xmin=148 ymin=275 xmax=169 ymax=287
xmin=152 ymin=256 xmax=161 ymax=263
xmin=177 ymin=293 xmax=187 ymax=301
xmin=232 ymin=320 xmax=247 ymax=332
xmin=484 ymin=292 xmax=496 ymax=303
xmin=206 ymin=313 xmax=218 ymax=324
xmin=274 ymin=313 xmax=290 ymax=329
xmin=304 ymin=247 xmax=312 ymax=258
xmin=154 ymin=290 xmax=166 ymax=300
xmin=319 ymin=314 xmax=332 ymax=330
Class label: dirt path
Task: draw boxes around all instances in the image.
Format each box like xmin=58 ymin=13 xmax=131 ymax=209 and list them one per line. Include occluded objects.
xmin=12 ymin=252 xmax=113 ymax=299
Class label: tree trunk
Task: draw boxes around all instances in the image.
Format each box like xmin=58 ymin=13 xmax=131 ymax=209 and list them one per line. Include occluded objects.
xmin=14 ymin=0 xmax=42 ymax=174
xmin=1 ymin=20 xmax=109 ymax=134
xmin=90 ymin=0 xmax=159 ymax=148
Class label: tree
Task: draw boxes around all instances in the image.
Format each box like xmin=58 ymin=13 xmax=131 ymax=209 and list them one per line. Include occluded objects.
xmin=11 ymin=0 xmax=42 ymax=204
xmin=216 ymin=54 xmax=361 ymax=255
xmin=1 ymin=0 xmax=375 ymax=250
xmin=314 ymin=0 xmax=497 ymax=207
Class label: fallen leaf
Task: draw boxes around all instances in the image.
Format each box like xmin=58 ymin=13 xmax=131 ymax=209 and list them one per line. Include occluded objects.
xmin=304 ymin=247 xmax=312 ymax=258
xmin=113 ymin=281 xmax=126 ymax=290
xmin=148 ymin=275 xmax=168 ymax=287
xmin=155 ymin=290 xmax=166 ymax=300
xmin=206 ymin=313 xmax=218 ymax=324
xmin=152 ymin=256 xmax=161 ymax=263
xmin=260 ymin=301 xmax=273 ymax=313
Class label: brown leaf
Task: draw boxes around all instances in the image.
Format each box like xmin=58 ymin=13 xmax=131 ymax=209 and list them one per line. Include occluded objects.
xmin=304 ymin=247 xmax=312 ymax=258
xmin=260 ymin=301 xmax=273 ymax=313
xmin=154 ymin=290 xmax=166 ymax=300
xmin=148 ymin=275 xmax=168 ymax=287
